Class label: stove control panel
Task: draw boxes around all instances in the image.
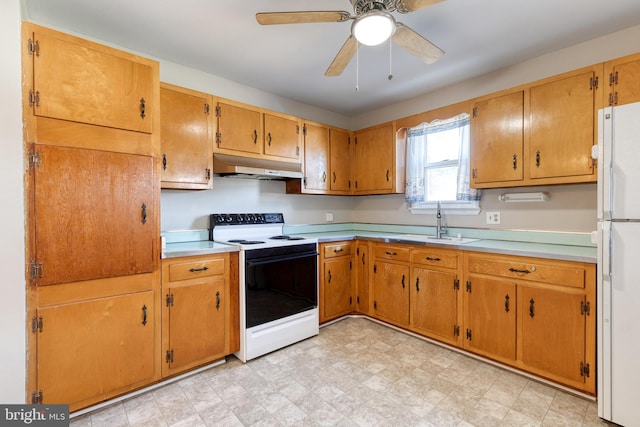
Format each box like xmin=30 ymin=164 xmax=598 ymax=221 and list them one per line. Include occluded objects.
xmin=210 ymin=213 xmax=285 ymax=226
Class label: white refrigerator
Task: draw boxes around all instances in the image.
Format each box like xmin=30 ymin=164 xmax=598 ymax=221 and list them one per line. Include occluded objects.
xmin=597 ymin=101 xmax=640 ymax=427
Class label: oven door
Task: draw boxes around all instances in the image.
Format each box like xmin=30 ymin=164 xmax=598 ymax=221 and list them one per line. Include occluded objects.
xmin=244 ymin=243 xmax=318 ymax=328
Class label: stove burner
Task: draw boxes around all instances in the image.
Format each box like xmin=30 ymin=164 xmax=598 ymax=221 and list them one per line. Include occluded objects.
xmin=227 ymin=239 xmax=265 ymax=245
xmin=270 ymin=235 xmax=305 ymax=241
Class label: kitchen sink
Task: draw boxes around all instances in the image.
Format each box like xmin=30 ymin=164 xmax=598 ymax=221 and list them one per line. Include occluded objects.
xmin=384 ymin=234 xmax=480 ymax=245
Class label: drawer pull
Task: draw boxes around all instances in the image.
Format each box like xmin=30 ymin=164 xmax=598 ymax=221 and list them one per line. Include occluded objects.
xmin=529 ymin=298 xmax=535 ymax=318
xmin=385 ymin=251 xmax=397 ymax=256
xmin=425 ymin=257 xmax=441 ymax=261
xmin=509 ymin=267 xmax=531 ymax=274
xmin=333 ymin=248 xmax=344 ymax=253
xmin=189 ymin=266 xmax=209 ymax=273
xmin=505 ymin=294 xmax=510 ymax=313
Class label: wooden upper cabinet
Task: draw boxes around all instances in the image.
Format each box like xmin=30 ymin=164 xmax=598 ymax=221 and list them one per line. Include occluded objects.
xmin=605 ymin=53 xmax=640 ymax=107
xmin=160 ymin=84 xmax=213 ymax=190
xmin=264 ymin=113 xmax=301 ymax=160
xmin=26 ymin=26 xmax=153 ymax=134
xmin=528 ymin=68 xmax=598 ymax=181
xmin=470 ymin=91 xmax=524 ymax=186
xmin=31 ymin=144 xmax=155 ymax=286
xmin=301 ymin=122 xmax=330 ymax=192
xmin=329 ymin=129 xmax=352 ymax=193
xmin=354 ymin=123 xmax=397 ymax=194
xmin=215 ymin=101 xmax=262 ymax=155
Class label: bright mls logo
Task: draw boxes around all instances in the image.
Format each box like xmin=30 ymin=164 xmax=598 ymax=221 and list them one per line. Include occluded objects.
xmin=1 ymin=405 xmax=69 ymax=426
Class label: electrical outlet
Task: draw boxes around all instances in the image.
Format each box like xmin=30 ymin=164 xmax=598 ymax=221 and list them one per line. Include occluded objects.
xmin=326 ymin=212 xmax=334 ymax=222
xmin=486 ymin=211 xmax=501 ymax=225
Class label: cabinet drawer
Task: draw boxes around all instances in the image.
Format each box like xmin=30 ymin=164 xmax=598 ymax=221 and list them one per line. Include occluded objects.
xmin=323 ymin=242 xmax=354 ymax=258
xmin=467 ymin=255 xmax=585 ymax=288
xmin=168 ymin=258 xmax=226 ymax=282
xmin=375 ymin=245 xmax=411 ymax=262
xmin=411 ymin=249 xmax=458 ymax=269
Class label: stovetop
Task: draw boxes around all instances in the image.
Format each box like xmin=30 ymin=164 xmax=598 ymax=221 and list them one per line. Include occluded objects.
xmin=209 ymin=213 xmax=317 ymax=250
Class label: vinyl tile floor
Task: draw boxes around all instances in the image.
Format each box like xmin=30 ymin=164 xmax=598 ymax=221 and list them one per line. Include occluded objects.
xmin=70 ymin=317 xmax=612 ymax=427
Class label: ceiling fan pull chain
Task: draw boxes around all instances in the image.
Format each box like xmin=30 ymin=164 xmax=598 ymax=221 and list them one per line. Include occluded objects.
xmin=355 ymin=42 xmax=359 ymax=92
xmin=389 ymin=37 xmax=393 ymax=80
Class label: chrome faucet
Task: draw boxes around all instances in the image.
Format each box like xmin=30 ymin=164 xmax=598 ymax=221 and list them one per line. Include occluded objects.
xmin=436 ymin=201 xmax=447 ymax=239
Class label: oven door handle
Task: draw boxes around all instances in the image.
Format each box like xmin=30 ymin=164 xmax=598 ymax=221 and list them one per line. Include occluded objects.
xmin=245 ymin=251 xmax=319 ymax=266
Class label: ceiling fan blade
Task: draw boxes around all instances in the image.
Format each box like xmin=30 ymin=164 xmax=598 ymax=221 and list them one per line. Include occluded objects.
xmin=256 ymin=11 xmax=351 ymax=25
xmin=392 ymin=23 xmax=444 ymax=64
xmin=399 ymin=0 xmax=445 ymax=12
xmin=325 ymin=36 xmax=358 ymax=76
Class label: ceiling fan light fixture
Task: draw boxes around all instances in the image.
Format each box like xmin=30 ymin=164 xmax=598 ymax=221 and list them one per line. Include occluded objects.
xmin=352 ymin=10 xmax=396 ymax=46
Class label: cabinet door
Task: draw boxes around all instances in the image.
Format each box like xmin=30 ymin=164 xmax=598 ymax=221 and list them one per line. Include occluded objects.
xmin=464 ymin=276 xmax=516 ymax=362
xmin=264 ymin=113 xmax=300 ymax=160
xmin=355 ymin=243 xmax=370 ymax=314
xmin=411 ymin=267 xmax=458 ymax=342
xmin=37 ymin=291 xmax=155 ymax=408
xmin=470 ymin=91 xmax=524 ymax=185
xmin=322 ymin=258 xmax=353 ymax=321
xmin=216 ymin=102 xmax=262 ymax=154
xmin=372 ymin=261 xmax=410 ymax=325
xmin=330 ymin=129 xmax=352 ymax=193
xmin=303 ymin=123 xmax=329 ymax=192
xmin=30 ymin=29 xmax=153 ymax=133
xmin=529 ymin=71 xmax=596 ymax=180
xmin=167 ymin=280 xmax=226 ymax=372
xmin=354 ymin=124 xmax=394 ymax=193
xmin=609 ymin=56 xmax=640 ymax=106
xmin=160 ymin=85 xmax=212 ymax=189
xmin=519 ymin=285 xmax=587 ymax=388
xmin=33 ymin=144 xmax=155 ymax=286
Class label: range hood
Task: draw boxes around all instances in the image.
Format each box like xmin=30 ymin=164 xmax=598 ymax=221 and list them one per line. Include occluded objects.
xmin=213 ymin=153 xmax=303 ymax=180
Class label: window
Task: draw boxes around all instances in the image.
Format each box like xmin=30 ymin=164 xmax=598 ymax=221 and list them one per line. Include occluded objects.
xmin=403 ymin=112 xmax=481 ymax=214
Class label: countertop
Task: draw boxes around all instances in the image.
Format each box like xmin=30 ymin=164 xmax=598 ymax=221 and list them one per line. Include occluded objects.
xmin=161 ymin=226 xmax=597 ymax=263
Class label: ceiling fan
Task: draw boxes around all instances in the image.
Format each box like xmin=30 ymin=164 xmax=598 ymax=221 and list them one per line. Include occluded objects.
xmin=256 ymin=0 xmax=445 ymax=76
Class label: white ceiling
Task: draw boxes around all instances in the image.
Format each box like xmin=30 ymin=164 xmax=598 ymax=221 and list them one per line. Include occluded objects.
xmin=23 ymin=0 xmax=640 ymax=116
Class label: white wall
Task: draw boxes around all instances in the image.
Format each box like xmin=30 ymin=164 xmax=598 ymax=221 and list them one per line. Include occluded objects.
xmin=1 ymin=0 xmax=27 ymax=403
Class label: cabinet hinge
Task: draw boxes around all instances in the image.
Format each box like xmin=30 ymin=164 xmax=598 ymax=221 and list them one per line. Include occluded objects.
xmin=296 ymin=125 xmax=300 ymax=135
xmin=373 ymin=264 xmax=377 ymax=273
xmin=348 ymin=180 xmax=351 ymax=189
xmin=466 ymin=281 xmax=472 ymax=292
xmin=302 ymin=124 xmax=307 ymax=136
xmin=166 ymin=349 xmax=174 ymax=364
xmin=354 ymin=137 xmax=358 ymax=145
xmin=471 ymin=168 xmax=477 ymax=179
xmin=166 ymin=293 xmax=174 ymax=307
xmin=31 ymin=390 xmax=43 ymax=404
xmin=349 ymin=261 xmax=352 ymax=270
xmin=454 ymin=279 xmax=460 ymax=290
xmin=357 ymin=296 xmax=360 ymax=304
xmin=609 ymin=71 xmax=619 ymax=86
xmin=204 ymin=103 xmax=210 ymax=115
xmin=466 ymin=329 xmax=472 ymax=340
xmin=205 ymin=168 xmax=211 ymax=180
xmin=609 ymin=92 xmax=619 ymax=106
xmin=31 ymin=316 xmax=43 ymax=333
xmin=215 ymin=132 xmax=222 ymax=145
xmin=472 ymin=107 xmax=478 ymax=118
xmin=348 ymin=136 xmax=351 ymax=145
xmin=589 ymin=76 xmax=599 ymax=90
xmin=580 ymin=362 xmax=590 ymax=378
xmin=373 ymin=300 xmax=377 ymax=310
xmin=303 ymin=177 xmax=307 ymax=187
xmin=296 ymin=146 xmax=300 ymax=156
xmin=29 ymin=260 xmax=43 ymax=281
xmin=28 ymin=90 xmax=40 ymax=108
xmin=28 ymin=38 xmax=40 ymax=56
xmin=580 ymin=300 xmax=591 ymax=316
xmin=349 ymin=296 xmax=352 ymax=305
xmin=28 ymin=149 xmax=41 ymax=169
xmin=454 ymin=325 xmax=460 ymax=337
xmin=215 ymin=105 xmax=221 ymax=117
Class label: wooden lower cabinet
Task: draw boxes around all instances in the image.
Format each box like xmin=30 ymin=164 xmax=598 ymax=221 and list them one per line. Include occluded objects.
xmin=463 ymin=275 xmax=517 ymax=363
xmin=319 ymin=241 xmax=354 ymax=323
xmin=37 ymin=290 xmax=156 ymax=409
xmin=372 ymin=245 xmax=410 ymax=326
xmin=161 ymin=253 xmax=238 ymax=377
